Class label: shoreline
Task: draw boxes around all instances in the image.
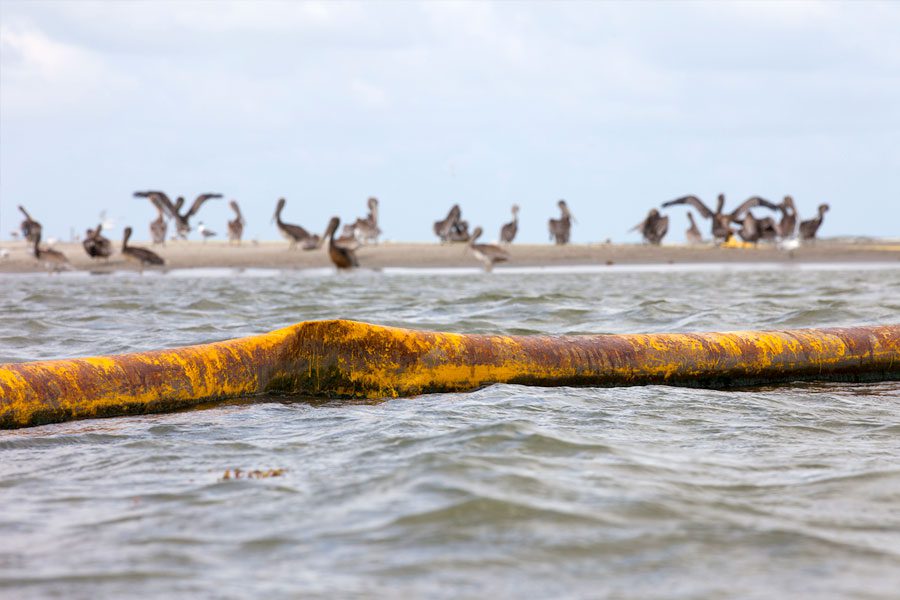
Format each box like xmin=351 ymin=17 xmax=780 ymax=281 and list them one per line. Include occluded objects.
xmin=1 ymin=240 xmax=899 ymax=274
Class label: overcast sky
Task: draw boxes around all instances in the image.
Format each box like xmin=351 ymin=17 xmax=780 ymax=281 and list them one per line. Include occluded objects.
xmin=1 ymin=0 xmax=898 ymax=244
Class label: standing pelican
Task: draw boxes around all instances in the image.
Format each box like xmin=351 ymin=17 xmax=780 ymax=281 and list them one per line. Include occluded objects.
xmin=548 ymin=200 xmax=574 ymax=245
xmin=434 ymin=205 xmax=460 ymax=242
xmin=685 ymin=212 xmax=703 ymax=244
xmin=662 ymin=194 xmax=732 ymax=242
xmin=122 ymin=226 xmax=165 ymax=267
xmin=469 ymin=227 xmax=509 ymax=272
xmin=500 ymin=204 xmax=519 ymax=244
xmin=272 ymin=198 xmax=313 ymax=248
xmin=631 ymin=209 xmax=669 ymax=245
xmin=18 ymin=205 xmax=42 ymax=245
xmin=778 ymin=196 xmax=798 ymax=239
xmin=134 ymin=191 xmax=176 ymax=238
xmin=434 ymin=205 xmax=470 ymax=242
xmin=799 ymin=204 xmax=830 ymax=240
xmin=448 ymin=217 xmax=470 ymax=242
xmin=82 ymin=224 xmax=112 ymax=260
xmin=149 ymin=203 xmax=168 ymax=245
xmin=32 ymin=231 xmax=68 ymax=272
xmin=227 ymin=200 xmax=245 ymax=245
xmin=134 ymin=191 xmax=222 ymax=239
xmin=346 ymin=197 xmax=381 ymax=244
xmin=325 ymin=217 xmax=359 ymax=269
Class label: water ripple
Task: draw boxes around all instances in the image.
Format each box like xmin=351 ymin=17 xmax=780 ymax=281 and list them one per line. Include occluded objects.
xmin=2 ymin=266 xmax=900 ymax=597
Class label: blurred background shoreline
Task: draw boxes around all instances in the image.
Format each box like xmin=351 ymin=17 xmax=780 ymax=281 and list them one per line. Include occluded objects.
xmin=2 ymin=238 xmax=899 ymax=274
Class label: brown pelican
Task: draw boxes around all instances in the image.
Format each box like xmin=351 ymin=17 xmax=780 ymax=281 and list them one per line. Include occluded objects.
xmin=799 ymin=204 xmax=830 ymax=240
xmin=448 ymin=218 xmax=470 ymax=242
xmin=361 ymin=196 xmax=381 ymax=243
xmin=325 ymin=217 xmax=359 ymax=269
xmin=82 ymin=224 xmax=112 ymax=260
xmin=302 ymin=234 xmax=323 ymax=250
xmin=334 ymin=226 xmax=362 ymax=252
xmin=434 ymin=205 xmax=460 ymax=242
xmin=729 ymin=197 xmax=781 ymax=243
xmin=32 ymin=231 xmax=68 ymax=272
xmin=469 ymin=227 xmax=509 ymax=272
xmin=197 ymin=222 xmax=216 ymax=242
xmin=778 ymin=196 xmax=798 ymax=238
xmin=548 ymin=200 xmax=574 ymax=245
xmin=434 ymin=204 xmax=470 ymax=242
xmin=661 ymin=194 xmax=734 ymax=242
xmin=122 ymin=226 xmax=165 ymax=267
xmin=631 ymin=208 xmax=669 ymax=245
xmin=150 ymin=204 xmax=168 ymax=245
xmin=227 ymin=200 xmax=244 ymax=245
xmin=134 ymin=191 xmax=222 ymax=239
xmin=685 ymin=212 xmax=703 ymax=244
xmin=500 ymin=204 xmax=519 ymax=244
xmin=757 ymin=217 xmax=780 ymax=241
xmin=344 ymin=197 xmax=381 ymax=244
xmin=272 ymin=198 xmax=313 ymax=249
xmin=18 ymin=205 xmax=42 ymax=245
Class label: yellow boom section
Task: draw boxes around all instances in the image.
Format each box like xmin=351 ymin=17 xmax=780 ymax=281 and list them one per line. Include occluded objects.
xmin=2 ymin=321 xmax=898 ymax=429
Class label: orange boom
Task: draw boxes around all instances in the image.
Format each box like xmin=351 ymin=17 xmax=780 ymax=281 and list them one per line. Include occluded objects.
xmin=2 ymin=321 xmax=898 ymax=429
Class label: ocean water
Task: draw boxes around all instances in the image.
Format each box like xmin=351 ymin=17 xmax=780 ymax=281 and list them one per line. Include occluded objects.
xmin=1 ymin=264 xmax=899 ymax=598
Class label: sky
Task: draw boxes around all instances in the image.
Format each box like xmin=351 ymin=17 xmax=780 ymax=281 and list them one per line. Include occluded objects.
xmin=1 ymin=0 xmax=898 ymax=244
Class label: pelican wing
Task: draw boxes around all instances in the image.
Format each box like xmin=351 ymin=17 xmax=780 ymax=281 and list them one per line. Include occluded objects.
xmin=184 ymin=193 xmax=223 ymax=218
xmin=729 ymin=196 xmax=779 ymax=219
xmin=661 ymin=196 xmax=713 ymax=219
xmin=135 ymin=191 xmax=178 ymax=218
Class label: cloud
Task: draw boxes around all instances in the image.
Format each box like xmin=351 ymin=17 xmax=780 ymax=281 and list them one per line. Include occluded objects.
xmin=0 ymin=23 xmax=134 ymax=114
xmin=1 ymin=1 xmax=898 ymax=242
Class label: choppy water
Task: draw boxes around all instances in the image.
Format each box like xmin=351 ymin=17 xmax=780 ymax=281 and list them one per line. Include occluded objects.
xmin=2 ymin=264 xmax=899 ymax=598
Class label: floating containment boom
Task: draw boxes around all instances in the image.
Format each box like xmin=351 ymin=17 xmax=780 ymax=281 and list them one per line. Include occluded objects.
xmin=1 ymin=321 xmax=898 ymax=429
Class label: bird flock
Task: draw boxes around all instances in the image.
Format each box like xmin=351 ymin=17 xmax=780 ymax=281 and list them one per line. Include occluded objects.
xmin=632 ymin=194 xmax=830 ymax=246
xmin=11 ymin=192 xmax=831 ymax=273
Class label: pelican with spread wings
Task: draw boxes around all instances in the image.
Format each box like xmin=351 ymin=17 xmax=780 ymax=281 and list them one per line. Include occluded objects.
xmin=134 ymin=191 xmax=222 ymax=240
xmin=661 ymin=194 xmax=780 ymax=243
xmin=661 ymin=194 xmax=731 ymax=242
xmin=631 ymin=208 xmax=669 ymax=245
xmin=727 ymin=196 xmax=782 ymax=243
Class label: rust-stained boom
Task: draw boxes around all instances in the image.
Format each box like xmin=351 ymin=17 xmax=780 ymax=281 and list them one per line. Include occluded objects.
xmin=1 ymin=321 xmax=898 ymax=429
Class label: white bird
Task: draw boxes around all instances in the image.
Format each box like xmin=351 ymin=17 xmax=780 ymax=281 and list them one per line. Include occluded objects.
xmin=99 ymin=210 xmax=116 ymax=232
xmin=778 ymin=238 xmax=801 ymax=251
xmin=198 ymin=222 xmax=217 ymax=242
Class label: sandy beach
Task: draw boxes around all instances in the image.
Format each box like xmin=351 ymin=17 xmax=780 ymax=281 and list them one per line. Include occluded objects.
xmin=2 ymin=239 xmax=899 ymax=274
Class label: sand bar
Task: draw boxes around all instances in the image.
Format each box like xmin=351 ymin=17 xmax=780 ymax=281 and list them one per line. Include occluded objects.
xmin=1 ymin=240 xmax=899 ymax=274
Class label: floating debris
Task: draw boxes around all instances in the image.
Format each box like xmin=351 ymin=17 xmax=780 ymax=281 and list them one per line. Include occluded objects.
xmin=221 ymin=468 xmax=285 ymax=481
